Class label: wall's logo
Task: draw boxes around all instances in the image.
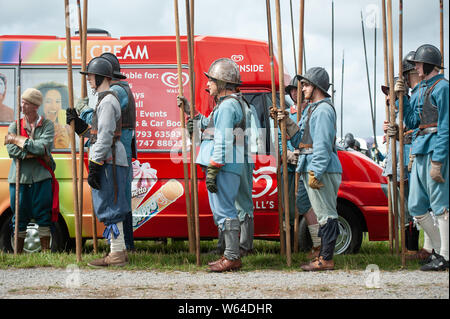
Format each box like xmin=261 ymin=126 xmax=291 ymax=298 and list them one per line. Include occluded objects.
xmin=252 ymin=166 xmax=278 ymax=198
xmin=231 ymin=55 xmax=244 ymax=63
xmin=161 ymin=72 xmax=189 ymax=88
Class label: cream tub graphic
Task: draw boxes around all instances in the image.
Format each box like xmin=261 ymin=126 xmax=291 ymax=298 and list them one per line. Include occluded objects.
xmin=131 ymin=160 xmax=158 ymax=211
xmin=132 ymin=179 xmax=184 ymax=230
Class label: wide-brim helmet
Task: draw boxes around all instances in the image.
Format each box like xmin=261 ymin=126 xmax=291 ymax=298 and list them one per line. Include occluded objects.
xmin=285 ymin=75 xmax=299 ymax=95
xmin=80 ymin=56 xmax=114 ymax=78
xmin=402 ymin=51 xmax=416 ymax=74
xmin=297 ymin=67 xmax=331 ymax=98
xmin=204 ymin=58 xmax=242 ymax=86
xmin=407 ymin=44 xmax=444 ymax=69
xmin=381 ymin=76 xmax=399 ymax=96
xmin=100 ymin=52 xmax=127 ymax=80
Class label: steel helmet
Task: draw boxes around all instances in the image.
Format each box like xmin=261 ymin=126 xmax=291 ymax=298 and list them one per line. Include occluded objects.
xmin=381 ymin=76 xmax=399 ymax=96
xmin=297 ymin=67 xmax=331 ymax=98
xmin=285 ymin=75 xmax=299 ymax=95
xmin=80 ymin=56 xmax=114 ymax=78
xmin=100 ymin=52 xmax=127 ymax=80
xmin=204 ymin=58 xmax=242 ymax=86
xmin=402 ymin=51 xmax=416 ymax=74
xmin=343 ymin=133 xmax=355 ymax=149
xmin=407 ymin=44 xmax=443 ymax=69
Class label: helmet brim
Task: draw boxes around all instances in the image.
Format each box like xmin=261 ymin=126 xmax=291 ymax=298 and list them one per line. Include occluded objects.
xmin=297 ymin=75 xmax=331 ymax=98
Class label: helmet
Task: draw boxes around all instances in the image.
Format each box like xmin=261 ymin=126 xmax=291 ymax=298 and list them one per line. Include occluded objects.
xmin=204 ymin=58 xmax=241 ymax=88
xmin=285 ymin=76 xmax=299 ymax=94
xmin=100 ymin=52 xmax=127 ymax=80
xmin=80 ymin=57 xmax=114 ymax=78
xmin=381 ymin=76 xmax=399 ymax=96
xmin=402 ymin=51 xmax=416 ymax=74
xmin=297 ymin=67 xmax=331 ymax=98
xmin=343 ymin=133 xmax=355 ymax=149
xmin=407 ymin=44 xmax=443 ymax=69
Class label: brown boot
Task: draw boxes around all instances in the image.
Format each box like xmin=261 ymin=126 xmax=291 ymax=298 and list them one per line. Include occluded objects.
xmin=208 ymin=256 xmax=225 ymax=266
xmin=40 ymin=236 xmax=51 ymax=252
xmin=209 ymin=257 xmax=242 ymax=272
xmin=88 ymin=251 xmax=128 ymax=268
xmin=15 ymin=237 xmax=25 ymax=254
xmin=306 ymin=245 xmax=321 ymax=260
xmin=405 ymin=248 xmax=432 ymax=261
xmin=301 ymin=256 xmax=335 ymax=271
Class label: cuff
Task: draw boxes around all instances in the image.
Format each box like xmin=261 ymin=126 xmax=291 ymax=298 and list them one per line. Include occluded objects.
xmin=209 ymin=160 xmax=224 ymax=168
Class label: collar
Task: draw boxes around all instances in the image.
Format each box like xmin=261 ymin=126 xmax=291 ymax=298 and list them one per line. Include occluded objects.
xmin=424 ymin=73 xmax=444 ymax=86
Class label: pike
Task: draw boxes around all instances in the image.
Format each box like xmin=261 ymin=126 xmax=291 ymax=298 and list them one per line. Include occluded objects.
xmin=381 ymin=0 xmax=394 ymax=253
xmin=386 ymin=0 xmax=400 ymax=256
xmin=340 ymin=50 xmax=344 ymax=141
xmin=185 ymin=0 xmax=201 ymax=266
xmin=265 ymin=0 xmax=285 ymax=256
xmin=294 ymin=0 xmax=305 ymax=253
xmin=331 ymin=0 xmax=335 ymax=105
xmin=361 ymin=11 xmax=377 ymax=150
xmin=13 ymin=44 xmax=22 ymax=255
xmin=398 ymin=0 xmax=406 ymax=267
xmin=64 ymin=0 xmax=82 ymax=262
xmin=173 ymin=0 xmax=195 ymax=254
xmin=275 ymin=0 xmax=292 ymax=266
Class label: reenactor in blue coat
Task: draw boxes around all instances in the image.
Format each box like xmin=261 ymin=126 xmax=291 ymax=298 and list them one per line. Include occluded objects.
xmin=396 ymin=44 xmax=449 ymax=271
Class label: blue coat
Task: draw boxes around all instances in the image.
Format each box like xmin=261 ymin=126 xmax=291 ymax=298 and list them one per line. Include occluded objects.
xmin=290 ymin=98 xmax=342 ymax=180
xmin=403 ymin=74 xmax=449 ymax=163
xmin=196 ymin=95 xmax=246 ymax=176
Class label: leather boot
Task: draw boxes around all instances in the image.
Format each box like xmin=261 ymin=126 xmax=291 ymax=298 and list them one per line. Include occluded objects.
xmin=306 ymin=245 xmax=321 ymax=260
xmin=40 ymin=236 xmax=51 ymax=252
xmin=88 ymin=250 xmax=128 ymax=268
xmin=208 ymin=256 xmax=225 ymax=266
xmin=301 ymin=256 xmax=335 ymax=271
xmin=16 ymin=237 xmax=25 ymax=254
xmin=209 ymin=257 xmax=242 ymax=272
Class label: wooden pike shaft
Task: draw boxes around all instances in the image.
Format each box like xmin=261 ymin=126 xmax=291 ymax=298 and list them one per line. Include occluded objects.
xmin=275 ymin=0 xmax=292 ymax=266
xmin=174 ymin=0 xmax=195 ymax=254
xmin=65 ymin=0 xmax=82 ymax=262
xmin=294 ymin=0 xmax=305 ymax=254
xmin=14 ymin=44 xmax=21 ymax=256
xmin=185 ymin=0 xmax=200 ymax=266
xmin=387 ymin=0 xmax=399 ymax=256
xmin=265 ymin=0 xmax=285 ymax=256
xmin=76 ymin=0 xmax=84 ymax=246
xmin=398 ymin=0 xmax=406 ymax=267
xmin=381 ymin=0 xmax=393 ymax=253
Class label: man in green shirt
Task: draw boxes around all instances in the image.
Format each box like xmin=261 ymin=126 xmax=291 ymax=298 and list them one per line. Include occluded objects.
xmin=5 ymin=88 xmax=56 ymax=253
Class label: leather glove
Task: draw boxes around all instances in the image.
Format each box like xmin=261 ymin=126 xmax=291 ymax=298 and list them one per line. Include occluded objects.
xmin=394 ymin=78 xmax=406 ymax=98
xmin=386 ymin=123 xmax=399 ymax=139
xmin=308 ymin=171 xmax=324 ymax=190
xmin=75 ymin=97 xmax=89 ymax=115
xmin=286 ymin=149 xmax=300 ymax=165
xmin=206 ymin=164 xmax=221 ymax=193
xmin=187 ymin=117 xmax=194 ymax=138
xmin=66 ymin=108 xmax=89 ymax=135
xmin=88 ymin=161 xmax=103 ymax=190
xmin=4 ymin=133 xmax=27 ymax=149
xmin=430 ymin=160 xmax=445 ymax=183
xmin=177 ymin=96 xmax=191 ymax=115
xmin=269 ymin=106 xmax=279 ymax=120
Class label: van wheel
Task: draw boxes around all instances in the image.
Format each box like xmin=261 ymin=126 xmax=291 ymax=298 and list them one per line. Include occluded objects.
xmin=297 ymin=203 xmax=363 ymax=255
xmin=0 ymin=210 xmax=69 ymax=253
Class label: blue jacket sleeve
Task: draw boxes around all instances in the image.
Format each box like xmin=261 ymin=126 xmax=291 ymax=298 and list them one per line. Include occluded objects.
xmin=309 ymin=105 xmax=336 ymax=180
xmin=431 ymin=82 xmax=449 ymax=163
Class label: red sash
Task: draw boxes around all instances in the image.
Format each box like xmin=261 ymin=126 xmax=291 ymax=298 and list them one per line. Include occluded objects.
xmin=19 ymin=118 xmax=60 ymax=222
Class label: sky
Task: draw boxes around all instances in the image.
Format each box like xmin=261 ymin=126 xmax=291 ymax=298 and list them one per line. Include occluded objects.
xmin=0 ymin=0 xmax=448 ymax=144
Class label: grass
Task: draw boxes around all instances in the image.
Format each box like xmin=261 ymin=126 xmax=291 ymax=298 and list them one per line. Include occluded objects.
xmin=0 ymin=234 xmax=424 ymax=271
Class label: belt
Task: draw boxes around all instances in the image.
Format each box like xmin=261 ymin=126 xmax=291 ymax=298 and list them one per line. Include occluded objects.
xmin=417 ymin=127 xmax=438 ymax=136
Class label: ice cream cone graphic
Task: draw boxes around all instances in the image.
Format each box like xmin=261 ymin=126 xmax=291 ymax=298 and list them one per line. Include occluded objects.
xmin=132 ymin=179 xmax=184 ymax=230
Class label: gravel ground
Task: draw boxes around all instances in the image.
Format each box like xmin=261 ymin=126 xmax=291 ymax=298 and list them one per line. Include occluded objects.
xmin=0 ymin=267 xmax=448 ymax=299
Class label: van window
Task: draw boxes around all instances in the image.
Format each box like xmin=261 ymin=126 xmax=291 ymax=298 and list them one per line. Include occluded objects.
xmin=0 ymin=68 xmax=16 ymax=124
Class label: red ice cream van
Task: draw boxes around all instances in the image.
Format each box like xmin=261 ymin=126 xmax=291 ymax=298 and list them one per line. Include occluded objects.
xmin=0 ymin=33 xmax=389 ymax=254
